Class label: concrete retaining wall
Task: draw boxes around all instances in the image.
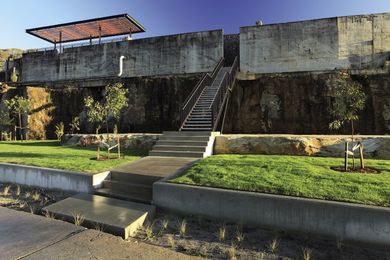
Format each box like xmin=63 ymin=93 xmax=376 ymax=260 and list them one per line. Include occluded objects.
xmin=0 ymin=163 xmax=109 ymax=193
xmin=240 ymin=13 xmax=390 ymax=73
xmin=153 ymin=182 xmax=390 ymax=246
xmin=214 ymin=135 xmax=390 ymax=160
xmin=21 ymin=30 xmax=223 ymax=83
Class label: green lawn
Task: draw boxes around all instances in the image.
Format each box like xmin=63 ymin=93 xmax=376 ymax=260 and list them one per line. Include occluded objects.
xmin=172 ymin=155 xmax=390 ymax=207
xmin=0 ymin=141 xmax=145 ymax=173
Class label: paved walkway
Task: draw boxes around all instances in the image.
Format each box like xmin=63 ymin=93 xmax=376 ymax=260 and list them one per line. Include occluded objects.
xmin=111 ymin=156 xmax=198 ymax=178
xmin=0 ymin=207 xmax=201 ymax=259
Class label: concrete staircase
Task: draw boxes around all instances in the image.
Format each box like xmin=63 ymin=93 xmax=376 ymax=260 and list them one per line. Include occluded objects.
xmin=149 ymin=131 xmax=220 ymax=158
xmin=181 ymin=67 xmax=231 ymax=131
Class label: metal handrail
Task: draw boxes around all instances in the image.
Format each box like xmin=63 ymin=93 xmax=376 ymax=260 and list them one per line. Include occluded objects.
xmin=179 ymin=57 xmax=224 ymax=130
xmin=210 ymin=56 xmax=239 ymax=131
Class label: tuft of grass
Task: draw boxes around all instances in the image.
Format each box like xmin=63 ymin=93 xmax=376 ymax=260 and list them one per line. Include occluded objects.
xmin=177 ymin=218 xmax=187 ymax=237
xmin=43 ymin=210 xmax=55 ymax=219
xmin=218 ymin=225 xmax=227 ymax=242
xmin=2 ymin=185 xmax=11 ymax=196
xmin=269 ymin=238 xmax=279 ymax=253
xmin=32 ymin=191 xmax=41 ymax=202
xmin=94 ymin=223 xmax=105 ymax=232
xmin=172 ymin=154 xmax=390 ymax=207
xmin=145 ymin=223 xmax=154 ymax=239
xmin=15 ymin=185 xmax=21 ymax=197
xmin=159 ymin=218 xmax=169 ymax=235
xmin=24 ymin=191 xmax=31 ymax=199
xmin=302 ymin=247 xmax=312 ymax=260
xmin=235 ymin=229 xmax=245 ymax=244
xmin=29 ymin=206 xmax=35 ymax=214
xmin=336 ymin=239 xmax=344 ymax=251
xmin=167 ymin=235 xmax=175 ymax=249
xmin=72 ymin=212 xmax=85 ymax=226
xmin=227 ymin=243 xmax=238 ymax=260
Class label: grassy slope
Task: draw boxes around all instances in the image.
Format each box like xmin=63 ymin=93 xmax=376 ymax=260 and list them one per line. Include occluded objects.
xmin=172 ymin=155 xmax=390 ymax=207
xmin=0 ymin=140 xmax=145 ymax=173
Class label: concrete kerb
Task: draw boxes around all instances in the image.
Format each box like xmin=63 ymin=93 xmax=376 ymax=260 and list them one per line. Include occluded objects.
xmin=153 ymin=181 xmax=390 ymax=247
xmin=0 ymin=163 xmax=110 ymax=193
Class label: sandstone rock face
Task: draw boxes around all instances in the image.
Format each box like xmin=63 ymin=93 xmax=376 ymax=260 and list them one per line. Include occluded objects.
xmin=224 ymin=72 xmax=390 ymax=134
xmin=214 ymin=135 xmax=390 ymax=159
xmin=62 ymin=134 xmax=160 ymax=151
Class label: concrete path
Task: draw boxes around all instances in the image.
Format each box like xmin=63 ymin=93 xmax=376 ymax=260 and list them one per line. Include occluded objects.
xmin=111 ymin=156 xmax=198 ymax=179
xmin=0 ymin=207 xmax=200 ymax=260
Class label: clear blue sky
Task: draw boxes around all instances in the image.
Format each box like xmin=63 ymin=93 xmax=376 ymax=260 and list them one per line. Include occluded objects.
xmin=1 ymin=0 xmax=390 ymax=49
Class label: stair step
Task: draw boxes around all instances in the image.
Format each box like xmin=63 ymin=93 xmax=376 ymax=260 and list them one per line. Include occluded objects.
xmin=163 ymin=131 xmax=211 ymax=136
xmin=182 ymin=127 xmax=212 ymax=131
xmin=186 ymin=118 xmax=212 ymax=121
xmin=110 ymin=171 xmax=162 ymax=185
xmin=102 ymin=180 xmax=152 ymax=197
xmin=153 ymin=145 xmax=206 ymax=152
xmin=149 ymin=150 xmax=205 ymax=158
xmin=157 ymin=140 xmax=209 ymax=146
xmin=159 ymin=136 xmax=210 ymax=141
xmin=184 ymin=124 xmax=212 ymax=127
xmin=95 ymin=188 xmax=152 ymax=204
xmin=43 ymin=193 xmax=155 ymax=239
xmin=185 ymin=121 xmax=212 ymax=125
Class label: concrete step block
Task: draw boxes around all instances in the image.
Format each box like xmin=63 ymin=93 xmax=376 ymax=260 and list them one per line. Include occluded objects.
xmin=42 ymin=193 xmax=155 ymax=239
xmin=110 ymin=171 xmax=161 ymax=185
xmin=162 ymin=131 xmax=211 ymax=136
xmin=102 ymin=180 xmax=152 ymax=198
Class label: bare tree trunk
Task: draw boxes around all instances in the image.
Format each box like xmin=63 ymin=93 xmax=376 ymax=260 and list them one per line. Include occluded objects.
xmin=351 ymin=120 xmax=355 ymax=169
xmin=18 ymin=112 xmax=23 ymax=141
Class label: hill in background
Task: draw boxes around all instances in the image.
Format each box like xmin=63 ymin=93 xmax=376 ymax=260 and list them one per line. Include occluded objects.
xmin=0 ymin=49 xmax=23 ymax=71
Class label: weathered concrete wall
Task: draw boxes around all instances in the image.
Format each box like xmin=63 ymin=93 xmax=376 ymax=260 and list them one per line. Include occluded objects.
xmin=224 ymin=72 xmax=390 ymax=134
xmin=21 ymin=30 xmax=223 ymax=83
xmin=0 ymin=163 xmax=109 ymax=193
xmin=214 ymin=135 xmax=390 ymax=159
xmin=240 ymin=13 xmax=390 ymax=73
xmin=153 ymin=182 xmax=390 ymax=247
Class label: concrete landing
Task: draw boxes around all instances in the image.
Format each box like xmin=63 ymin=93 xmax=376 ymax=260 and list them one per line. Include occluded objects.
xmin=95 ymin=156 xmax=198 ymax=203
xmin=111 ymin=156 xmax=198 ymax=178
xmin=43 ymin=193 xmax=155 ymax=239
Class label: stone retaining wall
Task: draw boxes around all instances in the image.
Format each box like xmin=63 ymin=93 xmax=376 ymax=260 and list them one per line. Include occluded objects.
xmin=62 ymin=133 xmax=160 ymax=151
xmin=214 ymin=135 xmax=390 ymax=159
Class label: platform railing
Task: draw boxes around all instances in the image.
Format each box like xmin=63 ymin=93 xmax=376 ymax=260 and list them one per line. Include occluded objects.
xmin=209 ymin=56 xmax=239 ymax=131
xmin=179 ymin=57 xmax=224 ymax=131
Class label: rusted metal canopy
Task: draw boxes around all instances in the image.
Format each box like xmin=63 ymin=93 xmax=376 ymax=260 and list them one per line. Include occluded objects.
xmin=26 ymin=14 xmax=145 ymax=43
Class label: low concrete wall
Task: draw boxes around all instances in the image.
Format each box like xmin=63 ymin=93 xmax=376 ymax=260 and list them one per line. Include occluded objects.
xmin=214 ymin=135 xmax=390 ymax=160
xmin=0 ymin=163 xmax=109 ymax=193
xmin=153 ymin=182 xmax=390 ymax=246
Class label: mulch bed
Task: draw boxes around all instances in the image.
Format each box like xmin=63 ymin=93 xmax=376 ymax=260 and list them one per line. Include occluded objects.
xmin=331 ymin=166 xmax=381 ymax=174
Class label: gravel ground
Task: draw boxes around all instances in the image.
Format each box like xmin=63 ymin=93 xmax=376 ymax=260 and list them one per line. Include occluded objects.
xmin=1 ymin=183 xmax=389 ymax=259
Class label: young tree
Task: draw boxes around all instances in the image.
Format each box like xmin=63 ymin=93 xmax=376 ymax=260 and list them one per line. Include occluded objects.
xmin=0 ymin=106 xmax=13 ymax=140
xmin=69 ymin=117 xmax=80 ymax=134
xmin=54 ymin=122 xmax=65 ymax=141
xmin=5 ymin=96 xmax=30 ymax=140
xmin=84 ymin=83 xmax=129 ymax=137
xmin=328 ymin=72 xmax=366 ymax=168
